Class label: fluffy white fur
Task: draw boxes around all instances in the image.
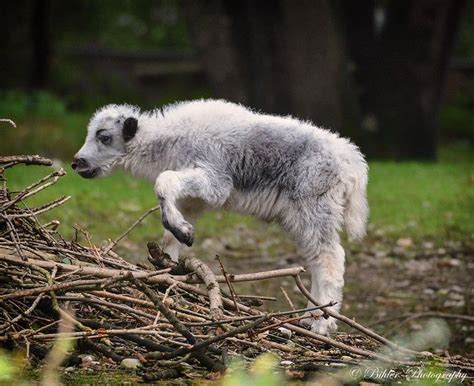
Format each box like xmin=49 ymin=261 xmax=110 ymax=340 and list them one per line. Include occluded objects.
xmin=74 ymin=99 xmax=369 ymax=335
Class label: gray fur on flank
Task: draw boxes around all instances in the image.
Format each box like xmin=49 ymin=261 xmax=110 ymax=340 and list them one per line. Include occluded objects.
xmin=73 ymin=99 xmax=369 ymax=335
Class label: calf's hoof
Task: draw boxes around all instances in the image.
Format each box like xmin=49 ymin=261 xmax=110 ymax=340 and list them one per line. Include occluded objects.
xmin=171 ymin=221 xmax=194 ymax=247
xmin=300 ymin=312 xmax=337 ymax=336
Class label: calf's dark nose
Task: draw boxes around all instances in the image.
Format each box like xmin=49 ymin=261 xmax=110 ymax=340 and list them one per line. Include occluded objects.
xmin=71 ymin=157 xmax=88 ymax=170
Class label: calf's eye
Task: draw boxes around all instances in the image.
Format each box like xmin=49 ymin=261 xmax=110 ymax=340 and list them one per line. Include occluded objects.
xmin=96 ymin=130 xmax=112 ymax=145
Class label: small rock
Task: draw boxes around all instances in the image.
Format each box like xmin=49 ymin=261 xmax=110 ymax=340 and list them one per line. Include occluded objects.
xmin=341 ymin=355 xmax=353 ymax=361
xmin=280 ymin=360 xmax=294 ymax=366
xmin=422 ymin=241 xmax=434 ymax=249
xmin=448 ymin=258 xmax=461 ymax=267
xmin=374 ymin=229 xmax=385 ymax=237
xmin=420 ymin=351 xmax=433 ymax=357
xmin=450 ymin=285 xmax=464 ymax=293
xmin=286 ymin=341 xmax=296 ymax=349
xmin=397 ymin=238 xmax=413 ymax=248
xmin=79 ymin=354 xmax=96 ymax=368
xmin=277 ymin=327 xmax=292 ymax=339
xmin=64 ymin=366 xmax=75 ymax=373
xmin=120 ymin=358 xmax=142 ymax=370
xmin=78 ymin=354 xmax=95 ymax=362
xmin=448 ymin=292 xmax=465 ymax=301
xmin=423 ymin=288 xmax=435 ymax=296
xmin=374 ymin=250 xmax=388 ymax=258
xmin=243 ymin=347 xmax=260 ymax=358
xmin=443 ymin=299 xmax=465 ymax=308
xmin=392 ymin=246 xmax=406 ymax=256
xmin=438 ymin=288 xmax=449 ymax=296
xmin=438 ymin=258 xmax=461 ymax=268
xmin=397 ymin=279 xmax=411 ymax=288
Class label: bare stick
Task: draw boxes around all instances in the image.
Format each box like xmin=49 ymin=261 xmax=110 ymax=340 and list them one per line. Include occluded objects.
xmin=0 ymin=252 xmax=305 ymax=285
xmin=284 ymin=323 xmax=405 ymax=364
xmin=0 ymin=275 xmax=128 ymax=302
xmin=215 ymin=255 xmax=240 ymax=317
xmin=293 ymin=275 xmax=429 ymax=357
xmin=238 ymin=294 xmax=276 ymax=301
xmin=6 ymin=196 xmax=71 ymax=218
xmin=102 ymin=206 xmax=160 ymax=254
xmin=280 ymin=286 xmax=296 ymax=312
xmin=179 ymin=256 xmax=223 ymax=320
xmin=153 ymin=282 xmax=177 ymax=325
xmin=147 ymin=241 xmax=177 ymax=270
xmin=1 ymin=215 xmax=26 ymax=260
xmin=0 ymin=293 xmax=44 ymax=331
xmin=56 ymin=295 xmax=157 ymax=322
xmin=0 ymin=119 xmax=16 ymax=127
xmin=2 ymin=169 xmax=66 ymax=210
xmin=184 ymin=303 xmax=336 ymax=327
xmin=0 ymin=155 xmax=52 ymax=168
xmin=149 ymin=315 xmax=270 ymax=360
xmin=127 ymin=274 xmax=224 ymax=372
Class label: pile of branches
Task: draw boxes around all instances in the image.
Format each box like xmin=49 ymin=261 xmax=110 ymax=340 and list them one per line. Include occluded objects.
xmin=0 ymin=155 xmax=473 ymax=382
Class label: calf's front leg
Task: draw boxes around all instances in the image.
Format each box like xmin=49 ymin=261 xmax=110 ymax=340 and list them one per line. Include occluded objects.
xmin=162 ymin=201 xmax=204 ymax=261
xmin=155 ymin=168 xmax=231 ymax=247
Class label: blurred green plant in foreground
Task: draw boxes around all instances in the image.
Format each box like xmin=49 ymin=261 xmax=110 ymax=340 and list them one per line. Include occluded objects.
xmin=0 ymin=350 xmax=28 ymax=386
xmin=220 ymin=353 xmax=282 ymax=386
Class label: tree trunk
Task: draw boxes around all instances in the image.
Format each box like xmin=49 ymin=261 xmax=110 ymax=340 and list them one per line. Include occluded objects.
xmin=0 ymin=0 xmax=32 ymax=89
xmin=183 ymin=0 xmax=250 ymax=104
xmin=368 ymin=0 xmax=465 ymax=160
xmin=30 ymin=0 xmax=52 ymax=89
xmin=185 ymin=0 xmax=465 ymax=159
xmin=184 ymin=0 xmax=345 ymax=130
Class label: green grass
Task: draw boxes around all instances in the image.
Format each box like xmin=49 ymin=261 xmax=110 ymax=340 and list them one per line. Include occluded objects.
xmin=3 ymin=143 xmax=473 ymax=255
xmin=368 ymin=144 xmax=474 ymax=239
xmin=4 ymin=164 xmax=259 ymax=250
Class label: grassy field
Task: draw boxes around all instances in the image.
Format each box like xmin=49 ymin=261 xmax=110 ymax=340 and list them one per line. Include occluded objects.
xmin=4 ymin=142 xmax=473 ymax=255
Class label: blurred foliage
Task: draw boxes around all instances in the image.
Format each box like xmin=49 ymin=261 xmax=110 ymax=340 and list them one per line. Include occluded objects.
xmin=0 ymin=87 xmax=470 ymax=160
xmin=440 ymin=88 xmax=474 ymax=141
xmin=52 ymin=0 xmax=191 ymax=51
xmin=221 ymin=353 xmax=282 ymax=386
xmin=0 ymin=350 xmax=29 ymax=386
xmin=31 ymin=0 xmax=203 ymax=112
xmin=455 ymin=0 xmax=474 ymax=58
xmin=0 ymin=91 xmax=87 ymax=159
xmin=0 ymin=90 xmax=67 ymax=122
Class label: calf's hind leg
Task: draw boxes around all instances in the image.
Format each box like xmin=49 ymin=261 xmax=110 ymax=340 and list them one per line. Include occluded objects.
xmin=304 ymin=242 xmax=345 ymax=335
xmin=284 ymin=201 xmax=345 ymax=335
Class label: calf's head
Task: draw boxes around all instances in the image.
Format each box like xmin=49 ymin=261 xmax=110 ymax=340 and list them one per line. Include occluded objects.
xmin=72 ymin=105 xmax=139 ymax=178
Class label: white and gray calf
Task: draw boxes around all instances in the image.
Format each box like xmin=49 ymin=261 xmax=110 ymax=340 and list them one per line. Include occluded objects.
xmin=72 ymin=99 xmax=368 ymax=335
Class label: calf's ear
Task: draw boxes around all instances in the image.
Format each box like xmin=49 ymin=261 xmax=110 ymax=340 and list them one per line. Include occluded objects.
xmin=122 ymin=117 xmax=138 ymax=142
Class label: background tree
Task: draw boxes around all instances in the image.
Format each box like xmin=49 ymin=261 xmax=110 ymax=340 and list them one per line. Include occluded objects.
xmin=342 ymin=0 xmax=466 ymax=159
xmin=185 ymin=0 xmax=466 ymax=160
xmin=185 ymin=0 xmax=345 ymax=129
